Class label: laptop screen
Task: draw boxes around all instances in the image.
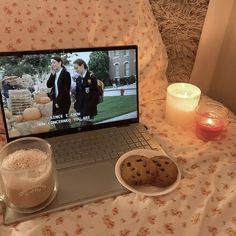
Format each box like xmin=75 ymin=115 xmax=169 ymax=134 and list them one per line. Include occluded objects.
xmin=0 ymin=45 xmax=139 ymax=141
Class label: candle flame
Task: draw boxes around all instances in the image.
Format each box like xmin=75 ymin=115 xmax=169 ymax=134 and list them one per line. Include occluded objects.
xmin=183 ymin=92 xmax=188 ymax=98
xmin=207 ymin=118 xmax=214 ymax=125
xmin=175 ymin=92 xmax=191 ymax=98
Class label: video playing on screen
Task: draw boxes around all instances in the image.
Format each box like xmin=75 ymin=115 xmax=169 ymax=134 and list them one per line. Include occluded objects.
xmin=0 ymin=47 xmax=138 ymax=138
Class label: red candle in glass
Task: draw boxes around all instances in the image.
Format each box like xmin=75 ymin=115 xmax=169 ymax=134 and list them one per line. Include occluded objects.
xmin=195 ymin=103 xmax=228 ymax=141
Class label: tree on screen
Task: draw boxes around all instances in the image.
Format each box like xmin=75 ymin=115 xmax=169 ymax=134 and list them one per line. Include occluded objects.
xmin=0 ymin=53 xmax=70 ymax=78
xmin=88 ymin=51 xmax=110 ymax=86
xmin=0 ymin=54 xmax=50 ymax=78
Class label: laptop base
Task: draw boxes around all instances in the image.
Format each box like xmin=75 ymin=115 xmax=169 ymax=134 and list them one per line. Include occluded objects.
xmin=4 ymin=159 xmax=128 ymax=225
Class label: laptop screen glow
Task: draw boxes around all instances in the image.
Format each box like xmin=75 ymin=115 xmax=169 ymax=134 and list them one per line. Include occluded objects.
xmin=0 ymin=45 xmax=138 ymax=140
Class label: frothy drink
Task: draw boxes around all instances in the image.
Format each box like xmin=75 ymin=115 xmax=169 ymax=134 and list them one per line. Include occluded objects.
xmin=1 ymin=149 xmax=54 ymax=209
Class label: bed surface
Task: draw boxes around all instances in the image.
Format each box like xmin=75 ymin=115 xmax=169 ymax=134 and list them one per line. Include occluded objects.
xmin=0 ymin=1 xmax=235 ymax=235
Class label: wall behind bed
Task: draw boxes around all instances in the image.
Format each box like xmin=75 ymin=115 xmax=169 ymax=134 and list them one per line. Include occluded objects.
xmin=191 ymin=0 xmax=236 ymax=114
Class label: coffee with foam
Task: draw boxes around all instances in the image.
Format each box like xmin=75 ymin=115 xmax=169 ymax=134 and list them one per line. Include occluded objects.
xmin=1 ymin=149 xmax=54 ymax=209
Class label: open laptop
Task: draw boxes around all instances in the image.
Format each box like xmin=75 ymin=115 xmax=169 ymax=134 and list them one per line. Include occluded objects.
xmin=0 ymin=45 xmax=161 ymax=224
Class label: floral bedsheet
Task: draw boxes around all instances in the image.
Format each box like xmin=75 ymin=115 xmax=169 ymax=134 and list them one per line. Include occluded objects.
xmin=0 ymin=96 xmax=236 ymax=236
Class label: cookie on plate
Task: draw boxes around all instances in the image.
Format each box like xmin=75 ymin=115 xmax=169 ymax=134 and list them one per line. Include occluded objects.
xmin=150 ymin=156 xmax=178 ymax=187
xmin=120 ymin=155 xmax=156 ymax=185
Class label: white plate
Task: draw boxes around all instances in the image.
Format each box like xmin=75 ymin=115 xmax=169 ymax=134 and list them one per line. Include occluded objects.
xmin=115 ymin=149 xmax=181 ymax=196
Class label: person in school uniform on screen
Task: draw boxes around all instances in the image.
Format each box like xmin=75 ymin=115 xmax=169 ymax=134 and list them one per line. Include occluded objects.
xmin=47 ymin=56 xmax=71 ymax=129
xmin=73 ymin=59 xmax=99 ymax=125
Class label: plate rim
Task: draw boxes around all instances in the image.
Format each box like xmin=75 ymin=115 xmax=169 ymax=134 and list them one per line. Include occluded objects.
xmin=115 ymin=149 xmax=181 ymax=196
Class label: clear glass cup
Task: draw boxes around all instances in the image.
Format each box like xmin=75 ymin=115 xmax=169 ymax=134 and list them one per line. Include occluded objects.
xmin=195 ymin=102 xmax=229 ymax=141
xmin=0 ymin=137 xmax=57 ymax=213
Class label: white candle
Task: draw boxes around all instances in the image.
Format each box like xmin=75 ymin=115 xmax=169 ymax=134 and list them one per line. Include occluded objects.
xmin=165 ymin=83 xmax=201 ymax=127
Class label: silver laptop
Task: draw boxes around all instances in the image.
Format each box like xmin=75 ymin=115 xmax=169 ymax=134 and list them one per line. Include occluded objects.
xmin=0 ymin=45 xmax=160 ymax=224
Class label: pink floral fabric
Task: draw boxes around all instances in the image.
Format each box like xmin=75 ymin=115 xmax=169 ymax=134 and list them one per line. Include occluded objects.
xmin=0 ymin=96 xmax=236 ymax=236
xmin=0 ymin=1 xmax=236 ymax=236
xmin=0 ymin=0 xmax=168 ymax=104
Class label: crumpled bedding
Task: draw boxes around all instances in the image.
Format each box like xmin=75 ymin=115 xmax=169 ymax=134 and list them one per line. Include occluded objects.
xmin=0 ymin=0 xmax=236 ymax=235
xmin=0 ymin=0 xmax=168 ymax=104
xmin=0 ymin=96 xmax=236 ymax=236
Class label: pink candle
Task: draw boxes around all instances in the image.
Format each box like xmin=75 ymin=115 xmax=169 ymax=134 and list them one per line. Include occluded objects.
xmin=196 ymin=112 xmax=225 ymax=140
xmin=195 ymin=103 xmax=228 ymax=141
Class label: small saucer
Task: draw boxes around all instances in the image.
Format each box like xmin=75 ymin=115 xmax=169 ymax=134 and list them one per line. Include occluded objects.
xmin=115 ymin=149 xmax=181 ymax=196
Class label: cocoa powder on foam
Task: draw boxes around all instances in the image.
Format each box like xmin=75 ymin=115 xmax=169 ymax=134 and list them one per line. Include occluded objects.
xmin=1 ymin=149 xmax=54 ymax=209
xmin=2 ymin=149 xmax=48 ymax=170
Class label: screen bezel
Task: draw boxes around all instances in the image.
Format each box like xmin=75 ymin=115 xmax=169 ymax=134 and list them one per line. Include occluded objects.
xmin=0 ymin=45 xmax=139 ymax=142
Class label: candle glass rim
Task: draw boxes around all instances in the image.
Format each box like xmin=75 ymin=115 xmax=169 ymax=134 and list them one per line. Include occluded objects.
xmin=167 ymin=82 xmax=201 ymax=99
xmin=0 ymin=137 xmax=52 ymax=173
xmin=195 ymin=102 xmax=229 ymax=120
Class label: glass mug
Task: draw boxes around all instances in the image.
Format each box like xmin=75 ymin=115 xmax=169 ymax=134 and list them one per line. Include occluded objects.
xmin=0 ymin=137 xmax=58 ymax=213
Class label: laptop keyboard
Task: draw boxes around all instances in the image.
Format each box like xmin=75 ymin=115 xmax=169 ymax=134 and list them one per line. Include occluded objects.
xmin=48 ymin=124 xmax=160 ymax=170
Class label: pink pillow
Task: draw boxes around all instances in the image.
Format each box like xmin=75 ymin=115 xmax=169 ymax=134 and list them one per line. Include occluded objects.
xmin=0 ymin=0 xmax=168 ymax=103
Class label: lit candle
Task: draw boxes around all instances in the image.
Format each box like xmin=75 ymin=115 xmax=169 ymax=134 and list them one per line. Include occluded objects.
xmin=165 ymin=83 xmax=201 ymax=127
xmin=195 ymin=103 xmax=228 ymax=141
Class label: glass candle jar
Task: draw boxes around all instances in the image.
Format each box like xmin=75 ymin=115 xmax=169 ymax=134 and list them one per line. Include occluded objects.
xmin=165 ymin=83 xmax=201 ymax=128
xmin=195 ymin=102 xmax=228 ymax=141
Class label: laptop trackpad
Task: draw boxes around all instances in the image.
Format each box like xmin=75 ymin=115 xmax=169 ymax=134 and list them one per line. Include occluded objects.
xmin=56 ymin=161 xmax=126 ymax=205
